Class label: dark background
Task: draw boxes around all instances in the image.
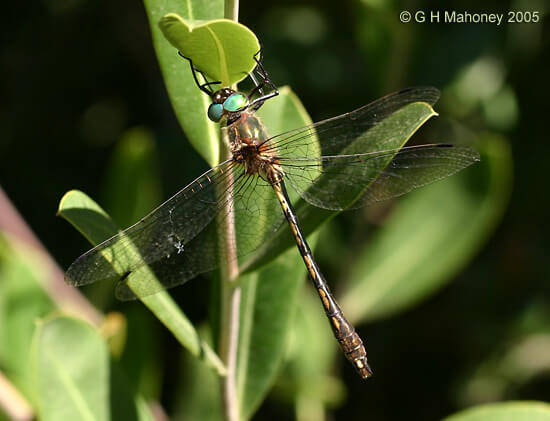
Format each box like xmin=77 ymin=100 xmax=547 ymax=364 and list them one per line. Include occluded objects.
xmin=2 ymin=0 xmax=549 ymax=419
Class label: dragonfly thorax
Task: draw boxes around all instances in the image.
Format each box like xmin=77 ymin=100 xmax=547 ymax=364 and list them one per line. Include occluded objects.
xmin=233 ymin=143 xmax=282 ymax=183
xmin=226 ymin=110 xmax=283 ymax=184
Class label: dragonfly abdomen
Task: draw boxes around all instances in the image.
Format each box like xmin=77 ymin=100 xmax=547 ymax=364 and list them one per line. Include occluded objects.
xmin=340 ymin=331 xmax=372 ymax=379
xmin=317 ymin=282 xmax=373 ymax=379
xmin=272 ymin=180 xmax=373 ymax=379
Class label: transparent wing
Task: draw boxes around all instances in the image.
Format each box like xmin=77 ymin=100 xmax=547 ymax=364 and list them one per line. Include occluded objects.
xmin=65 ymin=160 xmax=234 ymax=287
xmin=262 ymin=86 xmax=440 ymax=159
xmin=65 ymin=159 xmax=283 ymax=299
xmin=283 ymin=144 xmax=480 ymax=210
xmin=65 ymin=86 xmax=462 ymax=299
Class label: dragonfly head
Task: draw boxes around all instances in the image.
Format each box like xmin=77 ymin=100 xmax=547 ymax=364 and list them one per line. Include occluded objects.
xmin=208 ymin=88 xmax=249 ymax=123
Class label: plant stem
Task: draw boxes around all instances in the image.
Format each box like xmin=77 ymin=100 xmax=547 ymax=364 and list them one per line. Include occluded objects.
xmin=219 ymin=4 xmax=241 ymax=420
xmin=225 ymin=0 xmax=239 ymax=21
xmin=0 ymin=186 xmax=102 ymax=326
xmin=0 ymin=371 xmax=33 ymax=421
xmin=217 ymin=129 xmax=241 ymax=421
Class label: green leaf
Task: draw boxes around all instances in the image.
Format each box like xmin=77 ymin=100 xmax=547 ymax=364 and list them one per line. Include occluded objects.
xmin=58 ymin=190 xmax=120 ymax=246
xmin=0 ymin=234 xmax=55 ymax=399
xmin=58 ymin=190 xmax=225 ymax=375
xmin=31 ymin=315 xmax=149 ymax=421
xmin=340 ymin=133 xmax=512 ymax=322
xmin=143 ymin=0 xmax=224 ymax=167
xmin=173 ymin=332 xmax=222 ymax=420
xmin=238 ymin=245 xmax=307 ymax=419
xmin=443 ymin=401 xmax=550 ymax=421
xmin=159 ymin=14 xmax=260 ymax=86
xmin=32 ymin=316 xmax=109 ymax=421
xmin=241 ymin=100 xmax=438 ymax=273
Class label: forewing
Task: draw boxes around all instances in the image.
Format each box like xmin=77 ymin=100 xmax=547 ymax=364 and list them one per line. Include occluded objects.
xmin=64 ymin=161 xmax=233 ymax=286
xmin=264 ymin=86 xmax=440 ymax=159
xmin=65 ymin=158 xmax=285 ymax=299
xmin=114 ymin=167 xmax=284 ymax=299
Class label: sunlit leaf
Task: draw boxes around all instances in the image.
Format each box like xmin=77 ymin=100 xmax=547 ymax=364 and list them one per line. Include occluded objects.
xmin=31 ymin=316 xmax=149 ymax=421
xmin=159 ymin=14 xmax=259 ymax=86
xmin=238 ymin=246 xmax=307 ymax=419
xmin=58 ymin=190 xmax=225 ymax=375
xmin=443 ymin=401 xmax=550 ymax=421
xmin=0 ymin=235 xmax=55 ymax=399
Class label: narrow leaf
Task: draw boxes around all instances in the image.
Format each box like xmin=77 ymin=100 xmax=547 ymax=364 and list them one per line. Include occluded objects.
xmin=238 ymin=246 xmax=307 ymax=419
xmin=32 ymin=316 xmax=109 ymax=421
xmin=32 ymin=315 xmax=152 ymax=421
xmin=0 ymin=235 xmax=55 ymax=399
xmin=58 ymin=190 xmax=225 ymax=375
xmin=143 ymin=0 xmax=224 ymax=166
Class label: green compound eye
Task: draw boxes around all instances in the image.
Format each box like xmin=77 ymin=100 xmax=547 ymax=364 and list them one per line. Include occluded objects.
xmin=207 ymin=103 xmax=223 ymax=122
xmin=223 ymin=93 xmax=248 ymax=112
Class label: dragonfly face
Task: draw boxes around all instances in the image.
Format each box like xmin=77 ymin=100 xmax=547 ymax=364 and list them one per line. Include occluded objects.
xmin=208 ymin=88 xmax=250 ymax=124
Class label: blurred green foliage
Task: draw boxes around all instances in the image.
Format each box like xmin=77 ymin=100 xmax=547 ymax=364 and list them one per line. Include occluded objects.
xmin=1 ymin=0 xmax=549 ymax=420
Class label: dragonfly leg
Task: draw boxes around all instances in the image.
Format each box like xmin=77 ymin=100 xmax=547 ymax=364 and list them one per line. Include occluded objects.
xmin=247 ymin=50 xmax=279 ymax=110
xmin=177 ymin=51 xmax=221 ymax=96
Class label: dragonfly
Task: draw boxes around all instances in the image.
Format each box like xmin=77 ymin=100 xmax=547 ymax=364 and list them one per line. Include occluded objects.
xmin=65 ymin=52 xmax=480 ymax=379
